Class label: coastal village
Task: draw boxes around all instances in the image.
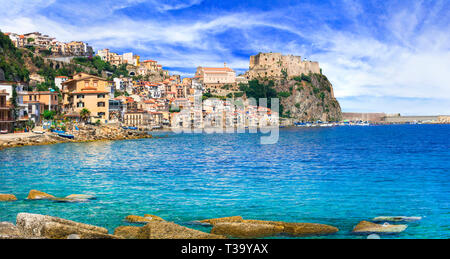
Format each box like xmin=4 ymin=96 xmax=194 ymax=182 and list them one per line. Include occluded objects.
xmin=0 ymin=31 xmax=325 ymax=137
xmin=1 ymin=31 xmax=449 ymax=141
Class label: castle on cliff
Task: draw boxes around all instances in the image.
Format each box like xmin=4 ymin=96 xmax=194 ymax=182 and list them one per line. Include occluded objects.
xmin=245 ymin=53 xmax=321 ymax=80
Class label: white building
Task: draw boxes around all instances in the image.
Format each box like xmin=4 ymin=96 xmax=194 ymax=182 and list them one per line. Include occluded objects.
xmin=54 ymin=76 xmax=68 ymax=90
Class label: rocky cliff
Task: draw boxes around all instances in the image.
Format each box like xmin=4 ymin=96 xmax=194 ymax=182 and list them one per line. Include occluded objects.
xmin=274 ymin=73 xmax=342 ymax=121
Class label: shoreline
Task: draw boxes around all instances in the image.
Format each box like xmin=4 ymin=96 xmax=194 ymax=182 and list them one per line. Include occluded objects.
xmin=0 ymin=125 xmax=167 ymax=150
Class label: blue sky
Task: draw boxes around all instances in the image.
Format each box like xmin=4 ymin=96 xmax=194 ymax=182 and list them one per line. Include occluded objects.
xmin=1 ymin=0 xmax=449 ymax=115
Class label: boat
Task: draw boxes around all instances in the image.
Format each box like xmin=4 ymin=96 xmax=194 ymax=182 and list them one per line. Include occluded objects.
xmin=58 ymin=133 xmax=75 ymax=139
xmin=32 ymin=131 xmax=45 ymax=134
xmin=0 ymin=130 xmax=8 ymax=134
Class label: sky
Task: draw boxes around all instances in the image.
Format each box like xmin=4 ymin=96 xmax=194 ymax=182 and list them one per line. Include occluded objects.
xmin=0 ymin=0 xmax=449 ymax=115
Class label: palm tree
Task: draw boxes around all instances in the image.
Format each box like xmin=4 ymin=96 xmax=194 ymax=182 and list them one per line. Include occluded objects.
xmin=80 ymin=108 xmax=91 ymax=123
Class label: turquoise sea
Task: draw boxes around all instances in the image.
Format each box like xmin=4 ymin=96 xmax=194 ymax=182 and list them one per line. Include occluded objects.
xmin=1 ymin=124 xmax=449 ymax=239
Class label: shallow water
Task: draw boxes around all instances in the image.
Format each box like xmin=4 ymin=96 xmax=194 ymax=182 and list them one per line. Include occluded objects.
xmin=1 ymin=124 xmax=449 ymax=239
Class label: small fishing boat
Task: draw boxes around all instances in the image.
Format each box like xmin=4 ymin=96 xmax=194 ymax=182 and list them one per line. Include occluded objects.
xmin=58 ymin=133 xmax=75 ymax=139
xmin=0 ymin=130 xmax=8 ymax=134
xmin=32 ymin=131 xmax=45 ymax=134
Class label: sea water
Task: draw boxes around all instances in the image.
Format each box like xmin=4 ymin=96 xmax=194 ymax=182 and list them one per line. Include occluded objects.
xmin=1 ymin=124 xmax=449 ymax=239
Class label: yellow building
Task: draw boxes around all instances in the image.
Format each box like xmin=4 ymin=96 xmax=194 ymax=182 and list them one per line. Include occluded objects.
xmin=62 ymin=73 xmax=110 ymax=123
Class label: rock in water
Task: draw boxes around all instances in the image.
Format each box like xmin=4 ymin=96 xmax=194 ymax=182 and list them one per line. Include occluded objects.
xmin=0 ymin=222 xmax=22 ymax=238
xmin=26 ymin=190 xmax=55 ymax=200
xmin=242 ymin=220 xmax=339 ymax=236
xmin=211 ymin=222 xmax=284 ymax=238
xmin=199 ymin=216 xmax=244 ymax=225
xmin=16 ymin=213 xmax=113 ymax=239
xmin=352 ymin=221 xmax=407 ymax=234
xmin=372 ymin=216 xmax=422 ymax=222
xmin=143 ymin=214 xmax=165 ymax=221
xmin=125 ymin=215 xmax=164 ymax=223
xmin=114 ymin=226 xmax=142 ymax=239
xmin=0 ymin=194 xmax=17 ymax=201
xmin=65 ymin=194 xmax=96 ymax=200
xmin=138 ymin=221 xmax=225 ymax=239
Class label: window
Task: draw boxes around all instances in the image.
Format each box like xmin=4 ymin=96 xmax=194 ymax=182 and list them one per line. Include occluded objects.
xmin=97 ymin=94 xmax=105 ymax=98
xmin=93 ymin=81 xmax=98 ymax=87
xmin=77 ymin=95 xmax=84 ymax=99
xmin=84 ymin=81 xmax=89 ymax=87
xmin=98 ymin=112 xmax=105 ymax=117
xmin=77 ymin=102 xmax=84 ymax=108
xmin=97 ymin=102 xmax=105 ymax=107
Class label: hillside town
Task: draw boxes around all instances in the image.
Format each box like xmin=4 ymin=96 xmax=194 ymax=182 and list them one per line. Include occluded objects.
xmin=2 ymin=31 xmax=331 ymax=135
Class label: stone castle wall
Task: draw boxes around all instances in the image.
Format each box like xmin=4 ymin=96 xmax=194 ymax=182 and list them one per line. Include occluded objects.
xmin=247 ymin=53 xmax=320 ymax=79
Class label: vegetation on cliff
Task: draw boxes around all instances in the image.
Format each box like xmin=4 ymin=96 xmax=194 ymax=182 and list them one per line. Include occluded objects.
xmin=240 ymin=73 xmax=342 ymax=121
xmin=0 ymin=31 xmax=29 ymax=81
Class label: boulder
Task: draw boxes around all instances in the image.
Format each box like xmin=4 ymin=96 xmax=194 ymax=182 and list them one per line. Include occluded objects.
xmin=41 ymin=221 xmax=121 ymax=239
xmin=0 ymin=194 xmax=17 ymax=201
xmin=114 ymin=226 xmax=142 ymax=239
xmin=199 ymin=216 xmax=243 ymax=225
xmin=372 ymin=216 xmax=422 ymax=222
xmin=242 ymin=220 xmax=339 ymax=236
xmin=143 ymin=214 xmax=165 ymax=221
xmin=138 ymin=221 xmax=226 ymax=239
xmin=16 ymin=213 xmax=109 ymax=239
xmin=125 ymin=215 xmax=164 ymax=224
xmin=352 ymin=221 xmax=407 ymax=234
xmin=0 ymin=222 xmax=22 ymax=237
xmin=67 ymin=234 xmax=81 ymax=239
xmin=26 ymin=190 xmax=55 ymax=200
xmin=211 ymin=222 xmax=284 ymax=238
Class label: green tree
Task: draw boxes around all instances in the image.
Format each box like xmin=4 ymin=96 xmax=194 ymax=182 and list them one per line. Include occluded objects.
xmin=43 ymin=110 xmax=56 ymax=120
xmin=80 ymin=108 xmax=91 ymax=123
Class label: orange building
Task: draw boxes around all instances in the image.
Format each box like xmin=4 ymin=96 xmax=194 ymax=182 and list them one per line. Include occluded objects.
xmin=61 ymin=73 xmax=110 ymax=123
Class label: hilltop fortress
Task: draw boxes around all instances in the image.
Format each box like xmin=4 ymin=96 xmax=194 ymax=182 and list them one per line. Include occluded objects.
xmin=246 ymin=53 xmax=321 ymax=79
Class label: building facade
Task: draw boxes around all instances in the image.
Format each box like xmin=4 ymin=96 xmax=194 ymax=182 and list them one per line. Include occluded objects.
xmin=0 ymin=90 xmax=13 ymax=132
xmin=61 ymin=73 xmax=110 ymax=123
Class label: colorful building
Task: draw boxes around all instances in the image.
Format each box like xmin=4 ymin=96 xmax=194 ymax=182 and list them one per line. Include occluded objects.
xmin=61 ymin=73 xmax=110 ymax=123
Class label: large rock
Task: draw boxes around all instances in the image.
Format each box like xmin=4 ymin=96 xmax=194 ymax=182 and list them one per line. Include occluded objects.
xmin=199 ymin=216 xmax=243 ymax=225
xmin=114 ymin=226 xmax=142 ymax=239
xmin=41 ymin=221 xmax=120 ymax=239
xmin=0 ymin=222 xmax=22 ymax=237
xmin=16 ymin=213 xmax=110 ymax=239
xmin=352 ymin=221 xmax=407 ymax=234
xmin=243 ymin=220 xmax=339 ymax=236
xmin=26 ymin=190 xmax=55 ymax=200
xmin=65 ymin=194 xmax=96 ymax=200
xmin=125 ymin=215 xmax=164 ymax=224
xmin=211 ymin=222 xmax=284 ymax=238
xmin=138 ymin=221 xmax=226 ymax=239
xmin=0 ymin=194 xmax=17 ymax=201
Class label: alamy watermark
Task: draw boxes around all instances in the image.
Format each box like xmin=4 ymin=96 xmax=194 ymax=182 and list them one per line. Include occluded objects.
xmin=170 ymin=96 xmax=280 ymax=144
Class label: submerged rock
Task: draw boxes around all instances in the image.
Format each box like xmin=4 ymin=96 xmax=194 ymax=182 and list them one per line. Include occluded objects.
xmin=16 ymin=213 xmax=113 ymax=239
xmin=199 ymin=216 xmax=244 ymax=225
xmin=138 ymin=221 xmax=225 ymax=239
xmin=125 ymin=215 xmax=164 ymax=224
xmin=114 ymin=226 xmax=142 ymax=239
xmin=243 ymin=220 xmax=339 ymax=236
xmin=0 ymin=194 xmax=17 ymax=201
xmin=26 ymin=190 xmax=55 ymax=200
xmin=372 ymin=216 xmax=422 ymax=222
xmin=211 ymin=222 xmax=284 ymax=238
xmin=352 ymin=221 xmax=407 ymax=234
xmin=65 ymin=194 xmax=96 ymax=200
